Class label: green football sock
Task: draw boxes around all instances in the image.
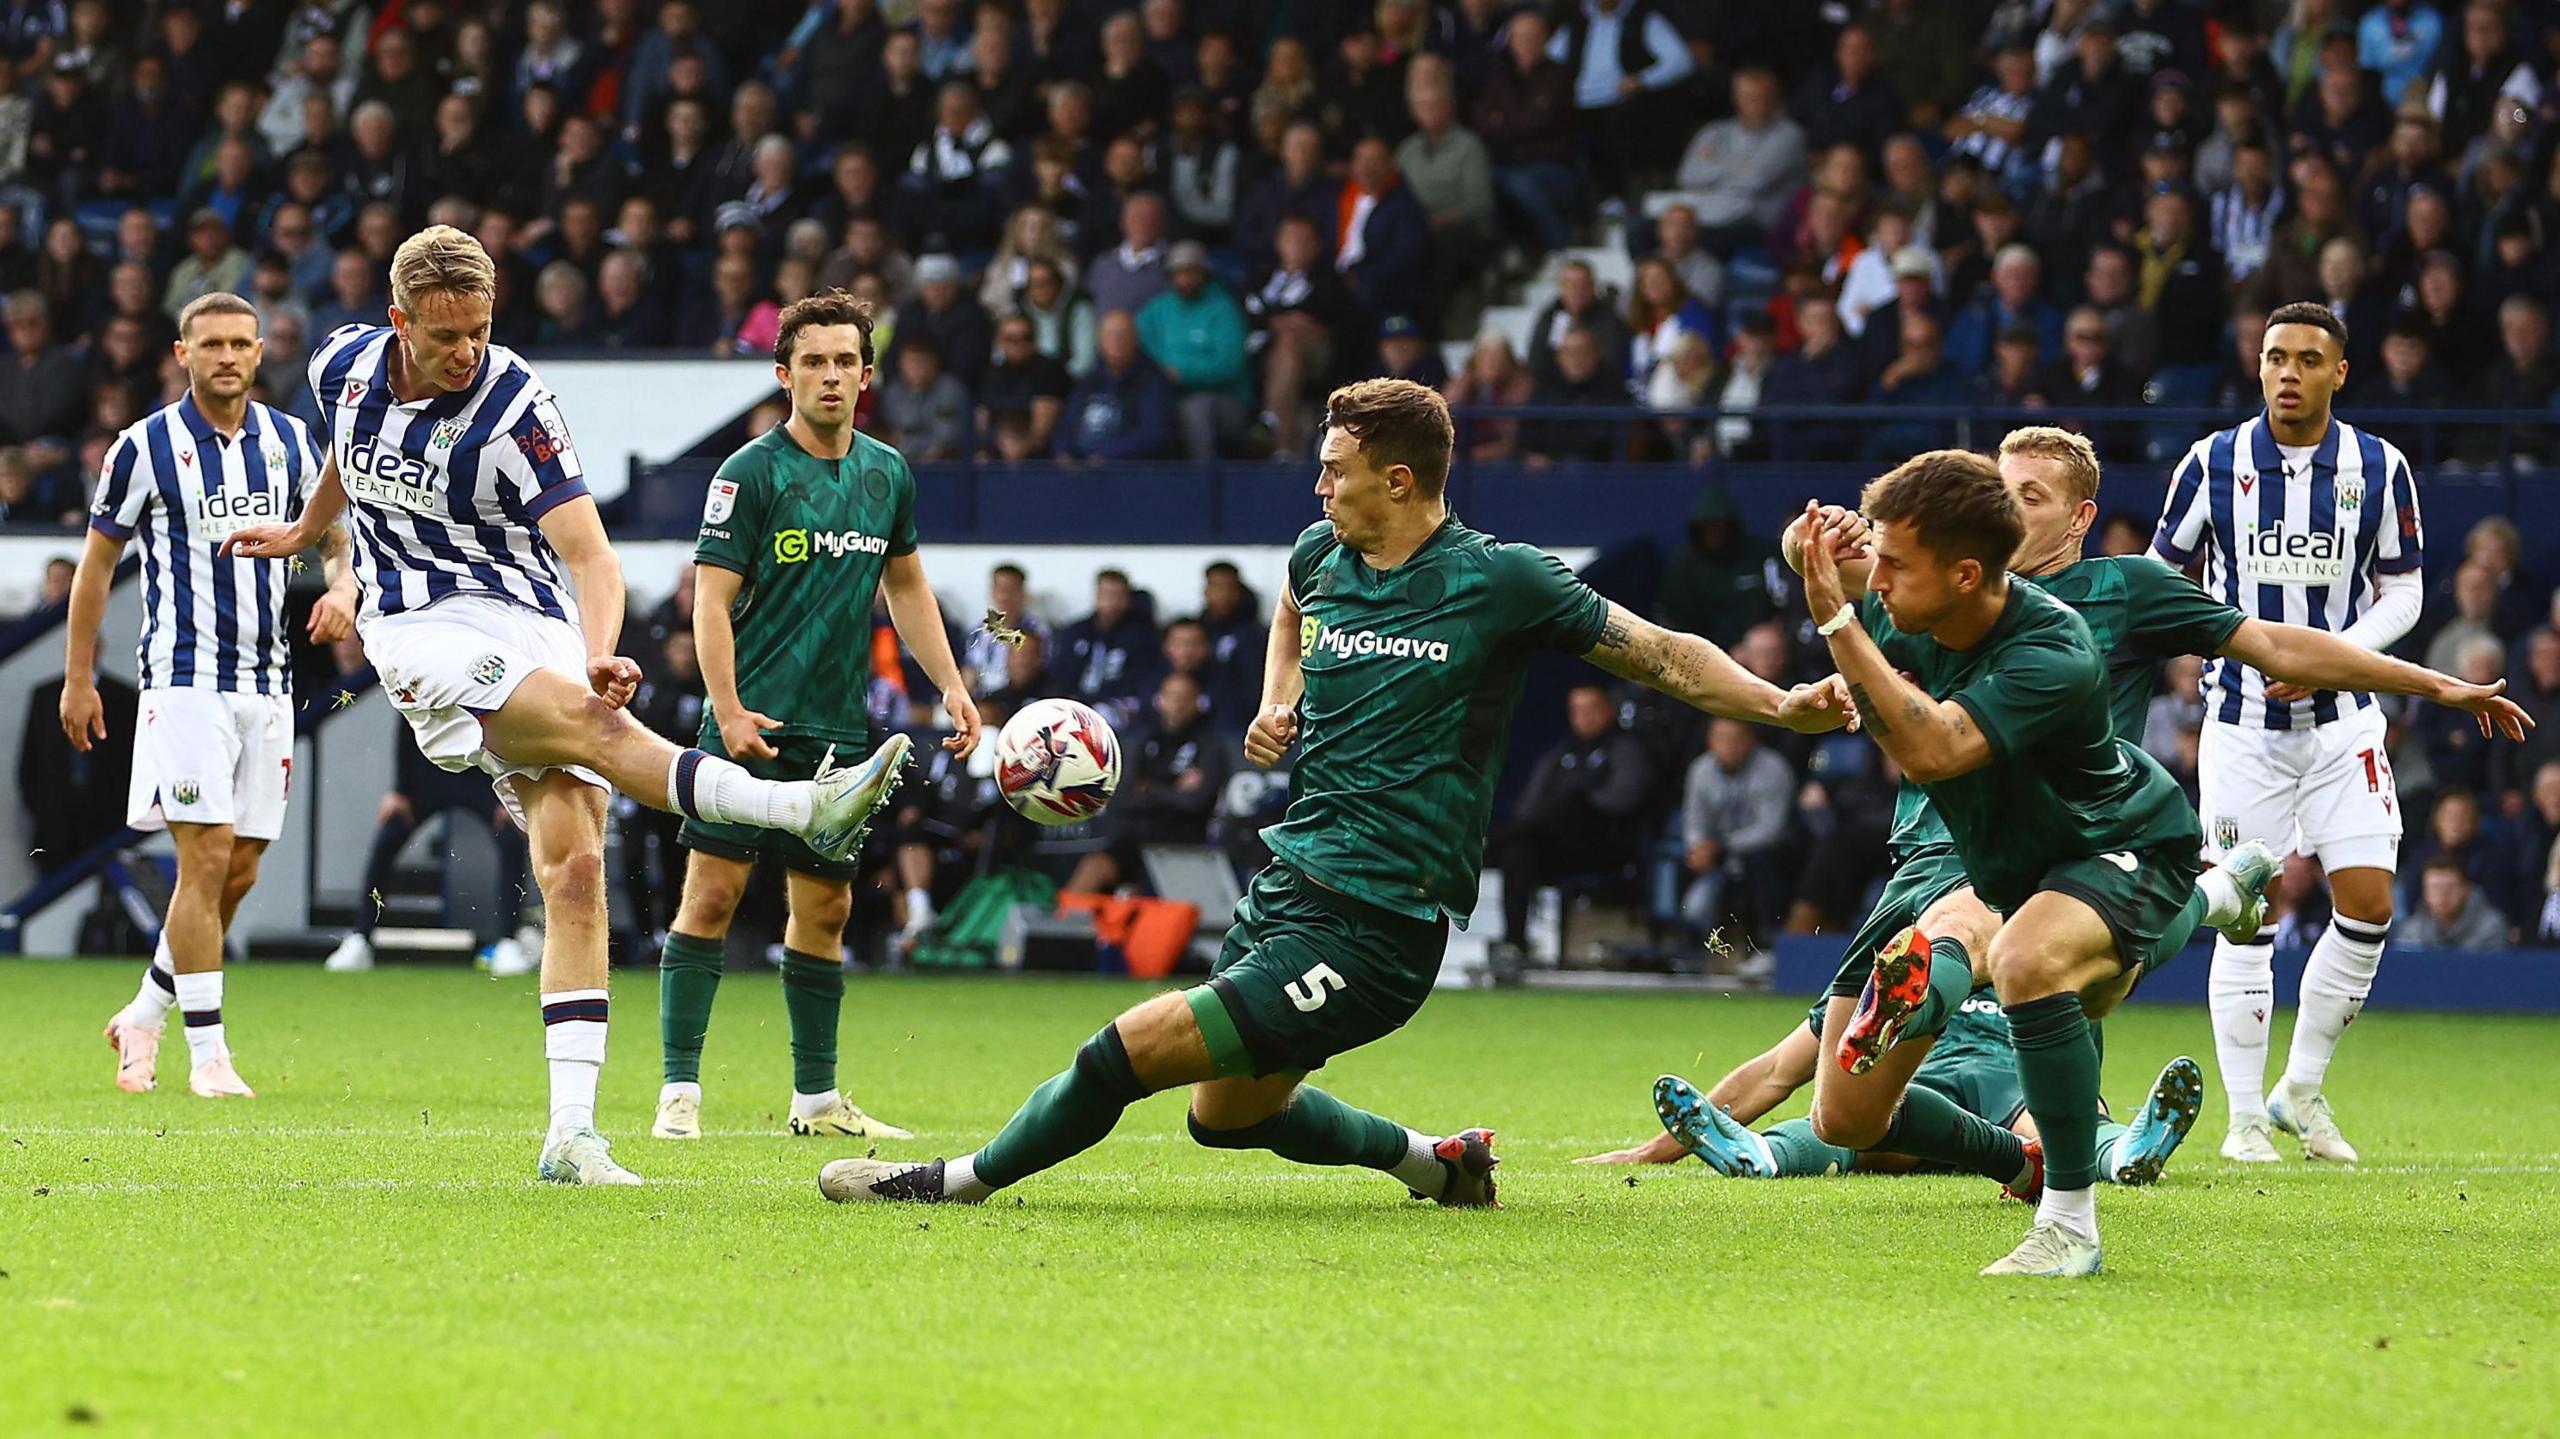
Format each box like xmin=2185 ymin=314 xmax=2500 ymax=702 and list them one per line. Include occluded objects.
xmin=778 ymin=947 xmax=843 ymax=1095
xmin=973 ymin=1026 xmax=1149 ymax=1189
xmin=1879 ymin=1082 xmax=2028 ymax=1184
xmin=1762 ymin=1118 xmax=1859 ymax=1177
xmin=1187 ymin=1085 xmax=1409 ymax=1170
xmin=2006 ymin=993 xmax=2102 ymax=1191
xmin=2140 ymin=888 xmax=2211 ymax=977
xmin=658 ymin=931 xmax=726 ymax=1085
xmin=2093 ymin=1120 xmax=2132 ymax=1183
xmin=1908 ymin=936 xmax=1976 ymax=1039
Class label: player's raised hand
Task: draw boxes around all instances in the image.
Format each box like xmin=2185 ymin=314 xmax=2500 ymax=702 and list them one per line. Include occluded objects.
xmin=2442 ymin=678 xmax=2535 ymax=741
xmin=1245 ymin=704 xmax=1300 ymax=767
xmin=587 ymin=655 xmax=642 ymax=709
xmin=1814 ymin=503 xmax=1871 ymax=559
xmin=307 ymin=584 xmax=357 ymax=644
xmin=1775 ymin=674 xmax=1859 ymax=734
xmin=1797 ymin=501 xmax=1850 ymax=620
xmin=220 ymin=521 xmax=309 ymax=560
xmin=59 ymin=678 xmax=106 ymax=751
xmin=941 ymin=683 xmax=983 ymax=757
xmin=716 ymin=705 xmax=783 ymax=760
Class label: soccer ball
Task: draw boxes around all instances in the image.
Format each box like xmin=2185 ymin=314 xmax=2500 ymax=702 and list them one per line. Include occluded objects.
xmin=995 ymin=698 xmax=1122 ymax=825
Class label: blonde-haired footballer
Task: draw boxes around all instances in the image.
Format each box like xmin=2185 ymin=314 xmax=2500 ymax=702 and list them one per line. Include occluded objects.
xmin=222 ymin=228 xmax=913 ymax=1185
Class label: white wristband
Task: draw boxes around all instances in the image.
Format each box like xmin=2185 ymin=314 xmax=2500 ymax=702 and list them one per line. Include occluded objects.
xmin=1816 ymin=603 xmax=1858 ymax=637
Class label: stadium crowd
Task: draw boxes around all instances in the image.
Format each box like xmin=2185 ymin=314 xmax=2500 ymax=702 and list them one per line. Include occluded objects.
xmin=9 ymin=0 xmax=2560 ymax=958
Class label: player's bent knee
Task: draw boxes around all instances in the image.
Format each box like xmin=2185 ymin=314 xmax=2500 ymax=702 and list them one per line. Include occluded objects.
xmin=1809 ymin=1096 xmax=1887 ymax=1150
xmin=1074 ymin=1023 xmax=1151 ymax=1105
xmin=1186 ymin=1111 xmax=1265 ymax=1148
xmin=795 ymin=884 xmax=854 ymax=936
xmin=535 ymin=847 xmax=607 ymax=912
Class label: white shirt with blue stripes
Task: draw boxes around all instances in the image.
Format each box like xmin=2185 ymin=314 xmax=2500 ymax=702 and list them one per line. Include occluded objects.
xmin=306 ymin=324 xmax=590 ymax=627
xmin=2152 ymin=411 xmax=2426 ymax=731
xmin=90 ymin=393 xmax=321 ymax=695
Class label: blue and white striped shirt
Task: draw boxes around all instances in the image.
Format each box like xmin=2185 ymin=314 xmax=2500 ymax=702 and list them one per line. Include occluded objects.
xmin=2152 ymin=412 xmax=2425 ymax=730
xmin=308 ymin=324 xmax=590 ymax=625
xmin=90 ymin=393 xmax=319 ymax=694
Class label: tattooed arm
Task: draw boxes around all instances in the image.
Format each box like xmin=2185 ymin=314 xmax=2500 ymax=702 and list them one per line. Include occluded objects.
xmin=1583 ymin=602 xmax=1854 ymax=734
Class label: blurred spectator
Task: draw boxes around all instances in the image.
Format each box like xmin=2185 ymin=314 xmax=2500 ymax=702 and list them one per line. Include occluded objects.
xmin=1643 ymin=333 xmax=1716 ymax=460
xmin=2143 ymin=652 xmax=2206 ymax=791
xmin=1245 ymin=214 xmax=1351 ymax=459
xmin=905 ymin=81 xmax=1013 ymax=254
xmin=1476 ymin=9 xmax=1579 ymax=256
xmin=1334 ymin=138 xmax=1430 ymax=321
xmin=1527 ymin=259 xmax=1629 ymax=386
xmin=2210 ymin=138 xmax=2284 ymax=282
xmin=1763 ymin=295 xmax=1864 ymax=427
xmin=1443 ymin=330 xmax=1534 ymax=463
xmin=2428 ymin=2 xmax=2536 ymax=156
xmin=876 ymin=332 xmax=971 ymax=462
xmin=1492 ymin=682 xmax=1654 ymax=954
xmin=1059 ymin=310 xmax=1176 ymax=462
xmin=1950 ymin=244 xmax=2064 ymax=375
xmin=533 ymin=261 xmax=600 ymax=347
xmin=20 ymin=664 xmax=134 ymax=871
xmin=1861 ymin=308 xmax=1965 ymax=460
xmin=1709 ymin=311 xmax=1778 ymax=459
xmin=1193 ymin=561 xmax=1262 ymax=734
xmin=1627 ymin=256 xmax=1715 ymax=391
xmin=1064 ymin=669 xmax=1227 ymax=895
xmin=2416 ymin=636 xmax=2509 ymax=795
xmin=1086 ymin=192 xmax=1172 ymax=317
xmin=1059 ymin=567 xmax=1161 ymax=731
xmin=900 ymin=253 xmax=994 ymax=389
xmin=963 ymin=563 xmax=1053 ymax=699
xmin=1374 ymin=314 xmax=1449 ymax=389
xmin=2025 ymin=132 xmax=2111 ymax=297
xmin=2041 ymin=303 xmax=2145 ymax=405
xmin=980 ymin=314 xmax=1071 ymax=459
xmin=1791 ymin=22 xmax=1896 ymax=162
xmin=1648 ymin=204 xmax=1724 ymax=309
xmin=2399 ymin=855 xmax=2509 ymax=948
xmin=2348 ymin=320 xmax=2453 ymax=421
xmin=1657 ymin=485 xmax=1777 ymax=649
xmin=2462 ymin=294 xmax=2555 ymax=461
xmin=2501 ymin=628 xmax=2560 ymax=790
xmin=1400 ymin=60 xmax=1494 ymax=282
xmin=161 ymin=208 xmax=253 ymax=328
xmin=1019 ymin=256 xmax=1096 ymax=376
xmin=1678 ymin=717 xmax=1796 ymax=944
xmin=2425 ymin=562 xmax=2503 ymax=675
xmin=2136 ymin=188 xmax=2225 ymax=369
xmin=2295 ymin=63 xmax=2390 ymax=185
xmin=1 ymin=294 xmax=86 ymax=445
xmin=2081 ymin=244 xmax=2160 ymax=378
xmin=1525 ymin=326 xmax=1624 ymax=464
xmin=1235 ymin=119 xmax=1335 ymax=274
xmin=1851 ymin=245 xmax=1950 ymax=382
xmin=1947 ymin=46 xmax=2038 ymax=185
xmin=2360 ymin=0 xmax=2445 ymax=106
xmin=1165 ymin=87 xmax=1239 ymax=244
xmin=1137 ymin=241 xmax=1251 ymax=461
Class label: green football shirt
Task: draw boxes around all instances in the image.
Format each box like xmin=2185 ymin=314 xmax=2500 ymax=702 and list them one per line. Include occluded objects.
xmin=2028 ymin=555 xmax=2246 ymax=742
xmin=693 ymin=424 xmax=917 ymax=745
xmin=1263 ymin=517 xmax=1610 ymax=925
xmin=1858 ymin=580 xmax=2199 ymax=912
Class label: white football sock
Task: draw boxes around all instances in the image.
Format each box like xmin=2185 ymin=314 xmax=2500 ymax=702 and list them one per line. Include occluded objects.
xmin=943 ymin=1154 xmax=993 ymax=1201
xmin=1389 ymin=1128 xmax=1448 ymax=1199
xmin=2195 ymin=865 xmax=2245 ymax=928
xmin=904 ymin=887 xmax=934 ymax=930
xmin=126 ymin=933 xmax=179 ymax=1027
xmin=541 ymin=989 xmax=608 ymax=1141
xmin=2037 ymin=1182 xmax=2098 ymax=1242
xmin=667 ymin=749 xmax=815 ymax=830
xmin=2208 ymin=932 xmax=2275 ymax=1120
xmin=791 ymin=1089 xmax=839 ymax=1119
xmin=2283 ymin=915 xmax=2387 ymax=1094
xmin=659 ymin=1081 xmax=701 ymax=1103
xmin=174 ymin=969 xmax=226 ymax=1065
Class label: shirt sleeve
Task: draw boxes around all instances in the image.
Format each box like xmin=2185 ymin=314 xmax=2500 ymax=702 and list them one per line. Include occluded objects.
xmin=1489 ymin=542 xmax=1608 ymax=653
xmin=888 ymin=453 xmax=919 ymax=556
xmin=2151 ymin=438 xmax=2215 ymax=567
xmin=1284 ymin=520 xmax=1333 ymax=604
xmin=694 ymin=450 xmax=768 ymax=576
xmin=89 ymin=432 xmax=150 ymax=540
xmin=2119 ymin=555 xmax=2246 ymax=659
xmin=2371 ymin=440 xmax=2424 ymax=575
xmin=1949 ymin=633 xmax=2101 ymax=762
xmin=489 ymin=394 xmax=590 ymax=521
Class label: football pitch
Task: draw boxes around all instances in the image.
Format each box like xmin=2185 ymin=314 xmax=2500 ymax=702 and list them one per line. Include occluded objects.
xmin=4 ymin=963 xmax=2554 ymax=1437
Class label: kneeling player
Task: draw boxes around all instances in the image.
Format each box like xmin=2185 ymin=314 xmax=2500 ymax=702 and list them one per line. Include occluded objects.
xmin=815 ymin=380 xmax=1856 ymax=1208
xmin=1577 ymin=994 xmax=2203 ymax=1188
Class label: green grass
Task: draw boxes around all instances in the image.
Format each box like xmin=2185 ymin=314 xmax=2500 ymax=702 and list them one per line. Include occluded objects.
xmin=3 ymin=963 xmax=2555 ymax=1437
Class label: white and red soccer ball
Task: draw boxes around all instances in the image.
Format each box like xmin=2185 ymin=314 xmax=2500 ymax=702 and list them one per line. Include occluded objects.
xmin=994 ymin=698 xmax=1122 ymax=825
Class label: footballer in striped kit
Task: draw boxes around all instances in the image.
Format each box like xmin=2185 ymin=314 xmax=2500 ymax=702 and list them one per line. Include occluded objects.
xmin=2151 ymin=300 xmax=2424 ymax=1166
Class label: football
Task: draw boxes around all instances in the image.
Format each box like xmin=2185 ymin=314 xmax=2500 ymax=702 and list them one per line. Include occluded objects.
xmin=994 ymin=697 xmax=1123 ymax=825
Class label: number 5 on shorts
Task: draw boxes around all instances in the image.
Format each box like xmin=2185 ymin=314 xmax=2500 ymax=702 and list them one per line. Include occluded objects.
xmin=1284 ymin=963 xmax=1348 ymax=1012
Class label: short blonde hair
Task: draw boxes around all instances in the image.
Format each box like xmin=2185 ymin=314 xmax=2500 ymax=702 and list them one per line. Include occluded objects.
xmin=1998 ymin=425 xmax=2102 ymax=507
xmin=390 ymin=224 xmax=497 ymax=313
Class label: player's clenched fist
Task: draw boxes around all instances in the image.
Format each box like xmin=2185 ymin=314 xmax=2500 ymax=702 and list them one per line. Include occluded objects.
xmin=1245 ymin=704 xmax=1300 ymax=767
xmin=587 ymin=655 xmax=641 ymax=709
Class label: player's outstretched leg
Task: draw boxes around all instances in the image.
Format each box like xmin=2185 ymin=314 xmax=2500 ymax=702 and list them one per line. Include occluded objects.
xmin=1187 ymin=1075 xmax=1499 ymax=1207
xmin=1653 ymin=1074 xmax=1776 ymax=1176
xmin=1837 ymin=925 xmax=1975 ymax=1075
xmin=2100 ymin=1055 xmax=2204 ymax=1186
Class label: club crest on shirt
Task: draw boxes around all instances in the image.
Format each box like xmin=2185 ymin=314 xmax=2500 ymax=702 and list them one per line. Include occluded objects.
xmin=2214 ymin=815 xmax=2239 ymax=851
xmin=430 ymin=417 xmax=468 ymax=452
xmin=470 ymin=654 xmax=507 ymax=687
xmin=266 ymin=447 xmax=286 ymax=473
xmin=2335 ymin=475 xmax=2363 ymax=512
xmin=171 ymin=779 xmax=201 ymax=807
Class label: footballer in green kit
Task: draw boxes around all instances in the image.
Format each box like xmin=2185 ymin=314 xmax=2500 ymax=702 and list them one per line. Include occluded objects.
xmin=651 ymin=290 xmax=980 ymax=1144
xmin=1792 ymin=441 xmax=2526 ymax=1276
xmin=817 ymin=378 xmax=1858 ymax=1209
